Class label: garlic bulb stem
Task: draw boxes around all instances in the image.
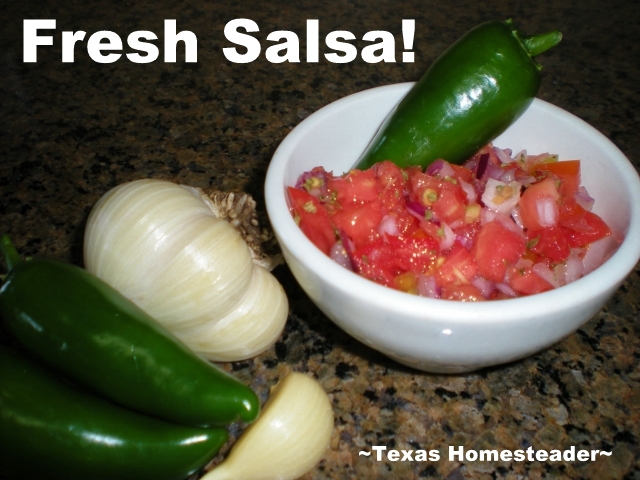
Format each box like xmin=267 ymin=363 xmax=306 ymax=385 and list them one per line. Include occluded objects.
xmin=202 ymin=372 xmax=334 ymax=480
xmin=84 ymin=179 xmax=288 ymax=361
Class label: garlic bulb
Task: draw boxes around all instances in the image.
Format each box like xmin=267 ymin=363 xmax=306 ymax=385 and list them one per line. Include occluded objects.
xmin=202 ymin=372 xmax=334 ymax=480
xmin=83 ymin=179 xmax=288 ymax=361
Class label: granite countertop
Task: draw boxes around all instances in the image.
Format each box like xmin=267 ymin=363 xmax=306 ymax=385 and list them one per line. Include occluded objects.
xmin=1 ymin=0 xmax=639 ymax=478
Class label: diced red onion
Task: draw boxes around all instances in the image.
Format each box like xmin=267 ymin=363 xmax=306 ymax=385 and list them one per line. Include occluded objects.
xmin=514 ymin=257 xmax=534 ymax=270
xmin=514 ymin=171 xmax=537 ymax=186
xmin=448 ymin=219 xmax=464 ymax=230
xmin=330 ymin=241 xmax=353 ymax=271
xmin=557 ymin=250 xmax=584 ymax=285
xmin=582 ymin=235 xmax=620 ymax=274
xmin=406 ymin=201 xmax=426 ymax=217
xmin=439 ymin=223 xmax=456 ymax=251
xmin=476 ymin=153 xmax=489 ymax=179
xmin=510 ymin=206 xmax=524 ymax=229
xmin=574 ymin=186 xmax=595 ymax=211
xmin=500 ymin=168 xmax=516 ymax=183
xmin=494 ymin=147 xmax=515 ymax=164
xmin=470 ymin=275 xmax=495 ymax=299
xmin=494 ymin=212 xmax=525 ymax=237
xmin=426 ymin=159 xmax=455 ymax=178
xmin=486 ymin=163 xmax=506 ymax=181
xmin=513 ymin=149 xmax=527 ymax=162
xmin=378 ymin=214 xmax=400 ymax=237
xmin=464 ymin=158 xmax=478 ymax=173
xmin=481 ymin=179 xmax=521 ymax=215
xmin=456 ymin=229 xmax=475 ymax=250
xmin=480 ymin=208 xmax=497 ymax=225
xmin=495 ymin=283 xmax=517 ymax=297
xmin=535 ymin=197 xmax=559 ymax=227
xmin=417 ymin=274 xmax=439 ymax=298
xmin=459 ymin=179 xmax=477 ymax=203
xmin=532 ymin=263 xmax=560 ymax=288
xmin=338 ymin=229 xmax=358 ymax=273
xmin=295 ymin=167 xmax=330 ymax=198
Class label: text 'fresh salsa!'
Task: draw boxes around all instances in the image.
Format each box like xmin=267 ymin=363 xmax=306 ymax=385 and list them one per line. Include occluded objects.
xmin=288 ymin=145 xmax=613 ymax=301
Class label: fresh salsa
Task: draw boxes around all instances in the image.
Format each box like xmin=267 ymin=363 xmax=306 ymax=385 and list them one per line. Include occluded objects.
xmin=288 ymin=145 xmax=613 ymax=301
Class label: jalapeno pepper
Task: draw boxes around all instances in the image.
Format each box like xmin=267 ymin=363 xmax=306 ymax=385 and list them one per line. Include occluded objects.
xmin=356 ymin=19 xmax=562 ymax=170
xmin=0 ymin=346 xmax=228 ymax=480
xmin=0 ymin=235 xmax=259 ymax=428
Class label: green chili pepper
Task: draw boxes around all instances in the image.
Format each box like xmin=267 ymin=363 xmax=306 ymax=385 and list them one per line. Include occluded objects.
xmin=355 ymin=19 xmax=562 ymax=170
xmin=0 ymin=346 xmax=228 ymax=480
xmin=0 ymin=235 xmax=259 ymax=428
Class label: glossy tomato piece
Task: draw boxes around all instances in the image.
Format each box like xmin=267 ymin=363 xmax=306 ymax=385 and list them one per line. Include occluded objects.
xmin=409 ymin=171 xmax=441 ymax=207
xmin=328 ymin=169 xmax=379 ymax=206
xmin=375 ymin=160 xmax=406 ymax=191
xmin=519 ymin=177 xmax=560 ymax=231
xmin=562 ymin=212 xmax=612 ymax=247
xmin=287 ymin=187 xmax=335 ymax=255
xmin=331 ymin=199 xmax=383 ymax=248
xmin=526 ymin=226 xmax=570 ymax=262
xmin=534 ymin=160 xmax=581 ymax=198
xmin=473 ymin=221 xmax=526 ymax=283
xmin=507 ymin=266 xmax=554 ymax=295
xmin=433 ymin=182 xmax=467 ymax=225
xmin=436 ymin=243 xmax=478 ymax=287
xmin=449 ymin=163 xmax=474 ymax=184
xmin=351 ymin=240 xmax=398 ymax=287
xmin=387 ymin=233 xmax=439 ymax=273
xmin=394 ymin=209 xmax=420 ymax=236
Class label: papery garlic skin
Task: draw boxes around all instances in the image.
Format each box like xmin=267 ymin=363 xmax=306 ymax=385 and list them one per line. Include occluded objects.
xmin=84 ymin=179 xmax=288 ymax=361
xmin=202 ymin=372 xmax=334 ymax=480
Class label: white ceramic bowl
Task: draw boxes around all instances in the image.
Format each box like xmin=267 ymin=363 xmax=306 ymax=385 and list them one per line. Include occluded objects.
xmin=265 ymin=82 xmax=640 ymax=373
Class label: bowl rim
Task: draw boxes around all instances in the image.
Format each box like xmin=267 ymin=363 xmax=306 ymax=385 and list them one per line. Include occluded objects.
xmin=265 ymin=83 xmax=640 ymax=325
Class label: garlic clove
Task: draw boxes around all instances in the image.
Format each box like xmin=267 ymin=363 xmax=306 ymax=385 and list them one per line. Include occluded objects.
xmin=172 ymin=265 xmax=289 ymax=362
xmin=202 ymin=372 xmax=334 ymax=480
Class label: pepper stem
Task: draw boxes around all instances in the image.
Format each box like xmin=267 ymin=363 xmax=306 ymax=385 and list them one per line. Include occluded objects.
xmin=0 ymin=235 xmax=22 ymax=272
xmin=522 ymin=30 xmax=563 ymax=57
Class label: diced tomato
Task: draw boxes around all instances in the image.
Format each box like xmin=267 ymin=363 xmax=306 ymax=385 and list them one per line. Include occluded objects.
xmin=433 ymin=182 xmax=467 ymax=225
xmin=328 ymin=168 xmax=379 ymax=206
xmin=409 ymin=172 xmax=441 ymax=207
xmin=437 ymin=243 xmax=478 ymax=287
xmin=473 ymin=221 xmax=526 ymax=283
xmin=331 ymin=199 xmax=384 ymax=248
xmin=561 ymin=212 xmax=612 ymax=247
xmin=519 ymin=177 xmax=560 ymax=231
xmin=441 ymin=284 xmax=486 ymax=302
xmin=535 ymin=159 xmax=580 ymax=176
xmin=287 ymin=186 xmax=335 ymax=255
xmin=387 ymin=233 xmax=439 ymax=273
xmin=418 ymin=219 xmax=445 ymax=245
xmin=534 ymin=160 xmax=581 ymax=198
xmin=507 ymin=266 xmax=554 ymax=295
xmin=394 ymin=209 xmax=420 ymax=236
xmin=526 ymin=226 xmax=570 ymax=262
xmin=375 ymin=160 xmax=406 ymax=190
xmin=557 ymin=199 xmax=612 ymax=247
xmin=351 ymin=240 xmax=398 ymax=287
xmin=449 ymin=163 xmax=474 ymax=184
xmin=291 ymin=146 xmax=612 ymax=301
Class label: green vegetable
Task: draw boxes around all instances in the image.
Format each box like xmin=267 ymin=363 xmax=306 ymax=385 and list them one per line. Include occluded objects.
xmin=0 ymin=235 xmax=259 ymax=428
xmin=356 ymin=19 xmax=562 ymax=170
xmin=0 ymin=346 xmax=228 ymax=480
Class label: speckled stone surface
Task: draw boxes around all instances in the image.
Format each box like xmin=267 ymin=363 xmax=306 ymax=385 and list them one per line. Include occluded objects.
xmin=1 ymin=0 xmax=639 ymax=479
